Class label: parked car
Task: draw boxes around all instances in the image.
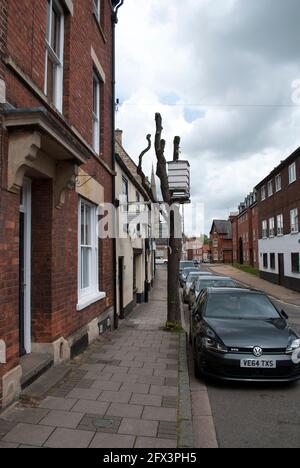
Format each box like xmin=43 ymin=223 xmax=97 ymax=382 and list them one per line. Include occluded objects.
xmin=156 ymin=257 xmax=168 ymax=265
xmin=180 ymin=261 xmax=195 ymax=275
xmin=180 ymin=267 xmax=199 ymax=286
xmin=188 ymin=276 xmax=238 ymax=310
xmin=183 ymin=271 xmax=207 ymax=303
xmin=190 ymin=287 xmax=300 ymax=383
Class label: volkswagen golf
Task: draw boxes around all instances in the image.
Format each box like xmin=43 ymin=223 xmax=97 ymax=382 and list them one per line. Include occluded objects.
xmin=190 ymin=287 xmax=300 ymax=383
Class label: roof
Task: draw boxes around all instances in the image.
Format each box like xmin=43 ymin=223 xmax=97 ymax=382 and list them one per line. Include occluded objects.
xmin=115 ymin=138 xmax=157 ymax=202
xmin=210 ymin=220 xmax=232 ymax=239
xmin=255 ymin=145 xmax=300 ymax=189
xmin=206 ymin=287 xmax=264 ymax=294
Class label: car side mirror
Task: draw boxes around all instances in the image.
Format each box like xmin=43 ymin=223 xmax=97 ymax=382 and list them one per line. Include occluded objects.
xmin=281 ymin=310 xmax=289 ymax=320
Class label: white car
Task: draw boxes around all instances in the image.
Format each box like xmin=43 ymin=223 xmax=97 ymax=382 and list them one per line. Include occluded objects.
xmin=156 ymin=257 xmax=168 ymax=265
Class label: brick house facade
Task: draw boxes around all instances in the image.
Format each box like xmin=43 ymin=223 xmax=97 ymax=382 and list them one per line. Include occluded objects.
xmin=256 ymin=147 xmax=300 ymax=292
xmin=231 ymin=193 xmax=259 ymax=268
xmin=0 ymin=0 xmax=122 ymax=409
xmin=210 ymin=220 xmax=233 ymax=264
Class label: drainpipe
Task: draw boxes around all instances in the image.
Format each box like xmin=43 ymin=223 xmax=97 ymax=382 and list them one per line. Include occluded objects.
xmin=112 ymin=0 xmax=124 ymax=329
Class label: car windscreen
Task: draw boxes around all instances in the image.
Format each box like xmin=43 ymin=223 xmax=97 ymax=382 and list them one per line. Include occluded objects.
xmin=183 ymin=268 xmax=198 ymax=276
xmin=205 ymin=292 xmax=280 ymax=319
xmin=180 ymin=262 xmax=195 ymax=270
xmin=196 ymin=279 xmax=227 ymax=292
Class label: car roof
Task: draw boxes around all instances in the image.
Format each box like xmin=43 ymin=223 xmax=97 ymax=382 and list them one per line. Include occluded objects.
xmin=198 ymin=276 xmax=233 ymax=281
xmin=206 ymin=287 xmax=264 ymax=294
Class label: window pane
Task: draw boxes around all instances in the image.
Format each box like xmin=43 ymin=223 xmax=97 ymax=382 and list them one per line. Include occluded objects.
xmin=85 ymin=204 xmax=91 ymax=245
xmin=47 ymin=54 xmax=55 ymax=103
xmin=81 ymin=247 xmax=91 ymax=289
xmin=49 ymin=4 xmax=61 ymax=56
xmin=81 ymin=202 xmax=85 ymax=244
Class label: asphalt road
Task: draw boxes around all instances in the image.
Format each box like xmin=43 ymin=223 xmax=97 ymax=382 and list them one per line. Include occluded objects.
xmin=184 ymin=265 xmax=300 ymax=448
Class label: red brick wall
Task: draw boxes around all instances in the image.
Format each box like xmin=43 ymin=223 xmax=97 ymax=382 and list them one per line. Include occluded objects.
xmin=0 ymin=0 xmax=115 ymax=402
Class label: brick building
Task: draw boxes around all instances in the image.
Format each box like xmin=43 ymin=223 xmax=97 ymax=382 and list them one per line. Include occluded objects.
xmin=210 ymin=219 xmax=233 ymax=264
xmin=0 ymin=0 xmax=123 ymax=409
xmin=231 ymin=192 xmax=259 ymax=268
xmin=256 ymin=147 xmax=300 ymax=292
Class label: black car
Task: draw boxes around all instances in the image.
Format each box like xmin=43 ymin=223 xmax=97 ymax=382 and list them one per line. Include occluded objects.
xmin=190 ymin=287 xmax=300 ymax=383
xmin=188 ymin=276 xmax=238 ymax=310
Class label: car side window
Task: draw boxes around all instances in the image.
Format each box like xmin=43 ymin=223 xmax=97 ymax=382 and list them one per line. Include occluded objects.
xmin=195 ymin=291 xmax=206 ymax=316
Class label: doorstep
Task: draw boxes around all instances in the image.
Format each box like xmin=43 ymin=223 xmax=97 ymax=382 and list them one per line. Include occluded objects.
xmin=20 ymin=353 xmax=54 ymax=390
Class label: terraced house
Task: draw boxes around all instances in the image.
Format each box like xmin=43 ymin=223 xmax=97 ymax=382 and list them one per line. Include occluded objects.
xmin=0 ymin=0 xmax=123 ymax=409
xmin=115 ymin=129 xmax=157 ymax=318
xmin=256 ymin=147 xmax=300 ymax=292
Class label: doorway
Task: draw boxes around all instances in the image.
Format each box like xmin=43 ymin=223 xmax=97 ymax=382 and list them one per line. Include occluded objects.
xmin=278 ymin=254 xmax=285 ymax=286
xmin=19 ymin=178 xmax=32 ymax=356
xmin=118 ymin=257 xmax=124 ymax=319
xmin=239 ymin=238 xmax=244 ymax=265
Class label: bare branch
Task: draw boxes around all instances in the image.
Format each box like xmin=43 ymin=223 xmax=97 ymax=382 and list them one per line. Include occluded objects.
xmin=154 ymin=114 xmax=170 ymax=204
xmin=137 ymin=134 xmax=151 ymax=176
xmin=173 ymin=136 xmax=181 ymax=162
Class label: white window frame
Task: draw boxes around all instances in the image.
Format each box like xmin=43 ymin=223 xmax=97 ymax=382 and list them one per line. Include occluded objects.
xmin=93 ymin=0 xmax=101 ymax=21
xmin=92 ymin=72 xmax=101 ymax=155
xmin=262 ymin=220 xmax=268 ymax=239
xmin=269 ymin=217 xmax=275 ymax=238
xmin=267 ymin=181 xmax=273 ymax=197
xmin=261 ymin=186 xmax=266 ymax=201
xmin=45 ymin=0 xmax=64 ymax=113
xmin=275 ymin=174 xmax=281 ymax=192
xmin=77 ymin=198 xmax=105 ymax=311
xmin=289 ymin=162 xmax=297 ymax=184
xmin=277 ymin=214 xmax=284 ymax=236
xmin=290 ymin=208 xmax=299 ymax=234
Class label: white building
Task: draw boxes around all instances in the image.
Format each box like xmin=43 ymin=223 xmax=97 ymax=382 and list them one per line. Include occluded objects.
xmin=115 ymin=130 xmax=157 ymax=318
xmin=256 ymin=147 xmax=300 ymax=293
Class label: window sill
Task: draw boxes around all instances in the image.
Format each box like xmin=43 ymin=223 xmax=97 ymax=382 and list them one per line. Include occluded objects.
xmin=77 ymin=291 xmax=106 ymax=311
xmin=291 ymin=231 xmax=299 ymax=235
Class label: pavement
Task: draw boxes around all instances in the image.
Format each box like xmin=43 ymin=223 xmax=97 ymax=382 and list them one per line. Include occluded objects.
xmin=209 ymin=264 xmax=300 ymax=306
xmin=180 ymin=285 xmax=218 ymax=448
xmin=0 ymin=268 xmax=192 ymax=449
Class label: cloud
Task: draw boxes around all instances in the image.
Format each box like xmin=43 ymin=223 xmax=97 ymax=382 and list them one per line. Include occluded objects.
xmin=116 ymin=0 xmax=300 ymax=235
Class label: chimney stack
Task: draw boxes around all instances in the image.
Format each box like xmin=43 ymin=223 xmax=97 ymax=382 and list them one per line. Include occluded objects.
xmin=115 ymin=129 xmax=123 ymax=146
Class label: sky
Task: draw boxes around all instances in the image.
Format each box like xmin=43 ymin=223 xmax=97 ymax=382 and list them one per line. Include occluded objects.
xmin=115 ymin=0 xmax=300 ymax=236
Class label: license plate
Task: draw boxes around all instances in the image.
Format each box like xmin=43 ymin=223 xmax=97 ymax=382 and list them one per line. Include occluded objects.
xmin=240 ymin=359 xmax=277 ymax=369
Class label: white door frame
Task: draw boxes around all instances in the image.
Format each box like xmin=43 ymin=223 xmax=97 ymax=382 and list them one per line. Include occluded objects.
xmin=20 ymin=178 xmax=32 ymax=354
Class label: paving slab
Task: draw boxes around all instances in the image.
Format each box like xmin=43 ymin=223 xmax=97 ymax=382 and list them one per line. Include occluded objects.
xmin=39 ymin=409 xmax=84 ymax=429
xmin=135 ymin=437 xmax=177 ymax=448
xmin=130 ymin=394 xmax=162 ymax=407
xmin=39 ymin=397 xmax=78 ymax=411
xmin=142 ymin=406 xmax=177 ymax=422
xmin=90 ymin=433 xmax=135 ymax=448
xmin=1 ymin=407 xmax=49 ymax=425
xmin=118 ymin=418 xmax=158 ymax=437
xmin=44 ymin=428 xmax=94 ymax=448
xmin=2 ymin=423 xmax=54 ymax=447
xmin=71 ymin=399 xmax=109 ymax=416
xmin=66 ymin=388 xmax=101 ymax=401
xmin=107 ymin=403 xmax=143 ymax=419
xmin=98 ymin=391 xmax=132 ymax=404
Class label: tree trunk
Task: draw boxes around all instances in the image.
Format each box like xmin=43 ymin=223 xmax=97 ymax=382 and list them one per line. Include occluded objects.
xmin=167 ymin=208 xmax=182 ymax=323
